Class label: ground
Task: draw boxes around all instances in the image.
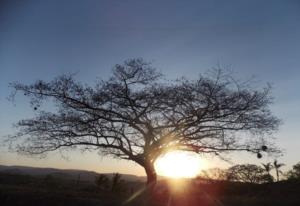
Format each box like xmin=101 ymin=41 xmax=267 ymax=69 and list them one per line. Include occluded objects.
xmin=1 ymin=172 xmax=300 ymax=206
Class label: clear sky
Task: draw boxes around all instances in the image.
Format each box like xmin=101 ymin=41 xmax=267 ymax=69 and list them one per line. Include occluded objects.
xmin=1 ymin=0 xmax=300 ymax=176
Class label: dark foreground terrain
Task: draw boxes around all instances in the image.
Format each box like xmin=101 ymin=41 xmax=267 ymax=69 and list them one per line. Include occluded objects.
xmin=0 ymin=166 xmax=300 ymax=206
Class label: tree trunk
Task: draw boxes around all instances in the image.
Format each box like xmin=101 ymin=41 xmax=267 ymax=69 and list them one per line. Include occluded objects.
xmin=143 ymin=161 xmax=157 ymax=206
xmin=145 ymin=161 xmax=157 ymax=186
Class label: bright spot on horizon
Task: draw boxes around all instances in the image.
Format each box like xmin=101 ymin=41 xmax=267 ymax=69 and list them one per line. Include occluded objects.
xmin=154 ymin=151 xmax=204 ymax=178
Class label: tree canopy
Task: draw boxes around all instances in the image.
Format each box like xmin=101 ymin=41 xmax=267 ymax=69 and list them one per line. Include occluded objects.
xmin=286 ymin=162 xmax=300 ymax=181
xmin=8 ymin=59 xmax=280 ymax=184
xmin=227 ymin=164 xmax=271 ymax=184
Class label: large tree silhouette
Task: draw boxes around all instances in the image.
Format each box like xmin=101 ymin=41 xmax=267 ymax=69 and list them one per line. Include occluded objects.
xmin=8 ymin=59 xmax=280 ymax=185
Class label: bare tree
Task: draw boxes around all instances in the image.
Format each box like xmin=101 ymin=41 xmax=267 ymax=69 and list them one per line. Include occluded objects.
xmin=7 ymin=58 xmax=280 ymax=186
xmin=198 ymin=168 xmax=228 ymax=181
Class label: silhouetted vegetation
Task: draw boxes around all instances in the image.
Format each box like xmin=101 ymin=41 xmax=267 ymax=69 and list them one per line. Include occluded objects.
xmin=286 ymin=162 xmax=300 ymax=181
xmin=8 ymin=59 xmax=280 ymax=186
xmin=227 ymin=164 xmax=267 ymax=184
xmin=198 ymin=168 xmax=228 ymax=182
xmin=198 ymin=161 xmax=300 ymax=185
xmin=0 ymin=168 xmax=143 ymax=206
xmin=95 ymin=174 xmax=109 ymax=190
xmin=273 ymin=160 xmax=285 ymax=181
xmin=1 ymin=163 xmax=300 ymax=206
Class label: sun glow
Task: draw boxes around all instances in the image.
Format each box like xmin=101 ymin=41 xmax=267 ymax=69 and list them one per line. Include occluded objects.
xmin=154 ymin=151 xmax=204 ymax=178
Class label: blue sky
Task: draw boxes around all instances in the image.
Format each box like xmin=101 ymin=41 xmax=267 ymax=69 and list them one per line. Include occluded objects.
xmin=1 ymin=0 xmax=300 ymax=175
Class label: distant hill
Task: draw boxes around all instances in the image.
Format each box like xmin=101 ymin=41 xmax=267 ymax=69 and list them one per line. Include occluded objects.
xmin=0 ymin=165 xmax=146 ymax=182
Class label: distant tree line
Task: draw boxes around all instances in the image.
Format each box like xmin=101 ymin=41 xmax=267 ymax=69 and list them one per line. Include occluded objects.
xmin=198 ymin=161 xmax=300 ymax=184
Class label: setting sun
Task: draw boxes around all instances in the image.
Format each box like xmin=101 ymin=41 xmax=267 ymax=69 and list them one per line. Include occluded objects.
xmin=154 ymin=151 xmax=204 ymax=178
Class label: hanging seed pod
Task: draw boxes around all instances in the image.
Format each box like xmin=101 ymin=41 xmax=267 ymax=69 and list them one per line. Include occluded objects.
xmin=261 ymin=145 xmax=268 ymax=151
xmin=257 ymin=152 xmax=262 ymax=159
